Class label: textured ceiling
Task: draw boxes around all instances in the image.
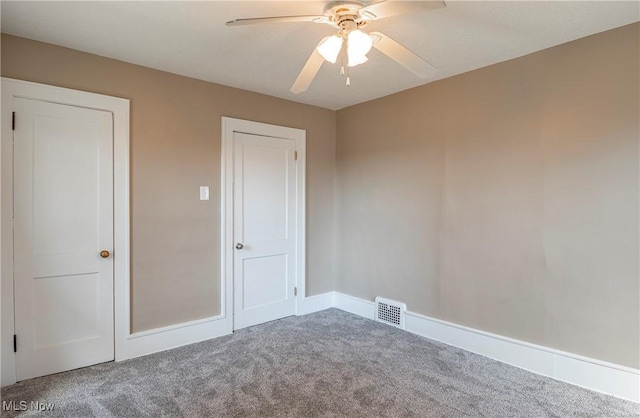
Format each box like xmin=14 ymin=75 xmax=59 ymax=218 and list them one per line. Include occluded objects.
xmin=1 ymin=1 xmax=638 ymax=110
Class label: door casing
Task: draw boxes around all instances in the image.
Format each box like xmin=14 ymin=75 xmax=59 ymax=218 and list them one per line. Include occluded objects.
xmin=1 ymin=78 xmax=130 ymax=386
xmin=221 ymin=117 xmax=306 ymax=331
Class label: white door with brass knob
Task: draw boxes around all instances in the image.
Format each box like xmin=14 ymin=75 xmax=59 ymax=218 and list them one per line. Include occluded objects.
xmin=13 ymin=98 xmax=114 ymax=380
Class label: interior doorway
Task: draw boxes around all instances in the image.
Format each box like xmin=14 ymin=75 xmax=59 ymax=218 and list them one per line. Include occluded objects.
xmin=221 ymin=117 xmax=306 ymax=331
xmin=1 ymin=78 xmax=130 ymax=386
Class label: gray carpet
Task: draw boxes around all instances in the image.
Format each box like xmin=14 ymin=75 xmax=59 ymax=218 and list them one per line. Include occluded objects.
xmin=1 ymin=309 xmax=638 ymax=417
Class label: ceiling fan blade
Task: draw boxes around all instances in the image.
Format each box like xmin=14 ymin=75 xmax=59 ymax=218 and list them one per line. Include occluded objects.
xmin=226 ymin=15 xmax=330 ymax=27
xmin=360 ymin=1 xmax=445 ymax=20
xmin=291 ymin=47 xmax=325 ymax=94
xmin=370 ymin=31 xmax=436 ymax=79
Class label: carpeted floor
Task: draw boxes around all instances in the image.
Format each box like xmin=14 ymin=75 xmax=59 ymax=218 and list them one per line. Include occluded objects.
xmin=1 ymin=308 xmax=638 ymax=417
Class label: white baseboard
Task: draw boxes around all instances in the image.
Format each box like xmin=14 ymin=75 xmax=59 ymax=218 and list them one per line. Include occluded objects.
xmin=331 ymin=292 xmax=639 ymax=403
xmin=122 ymin=315 xmax=231 ymax=360
xmin=299 ymin=292 xmax=334 ymax=315
xmin=122 ymin=291 xmax=338 ymax=362
xmin=334 ymin=292 xmax=375 ymax=319
xmin=554 ymin=354 xmax=639 ymax=404
xmin=121 ymin=291 xmax=338 ymax=361
xmin=8 ymin=289 xmax=635 ymax=403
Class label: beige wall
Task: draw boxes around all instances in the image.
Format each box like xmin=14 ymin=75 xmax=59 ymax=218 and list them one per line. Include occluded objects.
xmin=1 ymin=34 xmax=336 ymax=332
xmin=336 ymin=23 xmax=639 ymax=368
xmin=3 ymin=23 xmax=637 ymax=368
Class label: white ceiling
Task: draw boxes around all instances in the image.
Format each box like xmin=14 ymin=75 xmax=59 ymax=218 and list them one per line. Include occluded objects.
xmin=1 ymin=1 xmax=638 ymax=110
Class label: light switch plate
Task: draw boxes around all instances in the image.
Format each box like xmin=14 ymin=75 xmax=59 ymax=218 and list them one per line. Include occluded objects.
xmin=200 ymin=186 xmax=209 ymax=201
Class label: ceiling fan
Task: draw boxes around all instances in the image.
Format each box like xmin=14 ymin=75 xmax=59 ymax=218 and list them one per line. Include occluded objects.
xmin=226 ymin=1 xmax=445 ymax=94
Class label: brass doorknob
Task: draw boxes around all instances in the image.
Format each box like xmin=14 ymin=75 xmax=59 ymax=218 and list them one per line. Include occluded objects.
xmin=100 ymin=250 xmax=110 ymax=259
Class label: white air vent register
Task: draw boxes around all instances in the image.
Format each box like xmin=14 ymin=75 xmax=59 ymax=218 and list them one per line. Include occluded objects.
xmin=375 ymin=297 xmax=406 ymax=330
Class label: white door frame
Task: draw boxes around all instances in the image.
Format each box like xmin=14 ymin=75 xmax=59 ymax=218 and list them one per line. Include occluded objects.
xmin=221 ymin=117 xmax=306 ymax=331
xmin=1 ymin=78 xmax=130 ymax=386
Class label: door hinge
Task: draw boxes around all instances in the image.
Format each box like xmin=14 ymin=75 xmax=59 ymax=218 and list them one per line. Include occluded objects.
xmin=13 ymin=334 xmax=17 ymax=352
xmin=294 ymin=287 xmax=297 ymax=296
xmin=294 ymin=151 xmax=298 ymax=161
xmin=12 ymin=112 xmax=16 ymax=131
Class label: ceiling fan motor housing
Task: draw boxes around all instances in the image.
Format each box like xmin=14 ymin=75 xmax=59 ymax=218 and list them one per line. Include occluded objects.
xmin=324 ymin=1 xmax=371 ymax=30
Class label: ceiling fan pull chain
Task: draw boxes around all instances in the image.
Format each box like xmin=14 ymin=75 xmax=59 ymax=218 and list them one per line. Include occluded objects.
xmin=340 ymin=37 xmax=346 ymax=76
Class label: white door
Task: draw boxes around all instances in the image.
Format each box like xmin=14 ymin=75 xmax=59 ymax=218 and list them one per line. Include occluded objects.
xmin=13 ymin=98 xmax=114 ymax=380
xmin=233 ymin=132 xmax=297 ymax=330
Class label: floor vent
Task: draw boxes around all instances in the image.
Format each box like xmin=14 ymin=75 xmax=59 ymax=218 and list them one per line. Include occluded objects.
xmin=375 ymin=297 xmax=406 ymax=330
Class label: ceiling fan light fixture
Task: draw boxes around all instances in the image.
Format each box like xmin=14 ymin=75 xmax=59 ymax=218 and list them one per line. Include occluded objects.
xmin=347 ymin=54 xmax=368 ymax=67
xmin=347 ymin=29 xmax=373 ymax=67
xmin=316 ymin=35 xmax=343 ymax=63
